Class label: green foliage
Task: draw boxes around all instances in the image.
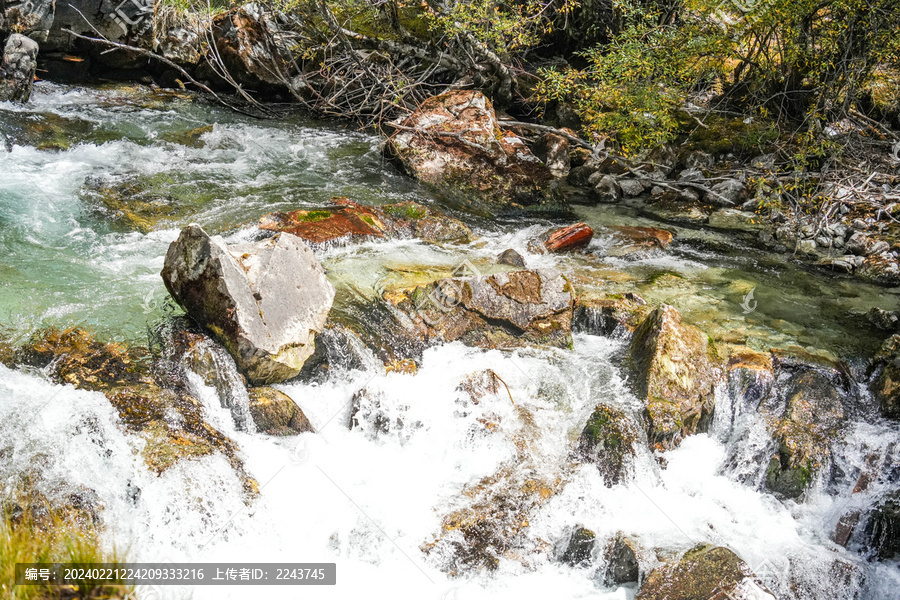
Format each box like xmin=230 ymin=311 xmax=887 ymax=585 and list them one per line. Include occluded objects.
xmin=538 ymin=1 xmax=728 ymax=153
xmin=538 ymin=0 xmax=900 ymax=154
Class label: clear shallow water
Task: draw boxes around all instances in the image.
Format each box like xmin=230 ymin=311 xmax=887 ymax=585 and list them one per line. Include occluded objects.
xmin=1 ymin=83 xmax=899 ymax=599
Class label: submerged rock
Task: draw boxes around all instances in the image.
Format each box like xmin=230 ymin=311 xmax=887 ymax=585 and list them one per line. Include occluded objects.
xmin=248 ymin=387 xmax=314 ymax=436
xmin=161 ymin=225 xmax=335 ymax=385
xmin=636 ymin=544 xmax=775 ymax=600
xmin=385 ymin=90 xmax=552 ymax=215
xmin=575 ymin=404 xmax=639 ymax=486
xmin=497 ymin=248 xmax=526 ymax=268
xmin=607 ymin=225 xmax=674 ymax=257
xmin=391 ymin=268 xmax=574 ymax=351
xmin=628 ymin=305 xmax=720 ymax=449
xmin=0 ymin=34 xmax=38 ymax=103
xmin=80 ymin=172 xmax=212 ymax=233
xmin=259 ymin=198 xmax=472 ymax=245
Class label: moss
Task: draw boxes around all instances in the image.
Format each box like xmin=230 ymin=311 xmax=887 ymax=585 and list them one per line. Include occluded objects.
xmin=384 ymin=202 xmax=429 ymax=220
xmin=291 ymin=210 xmax=333 ymax=223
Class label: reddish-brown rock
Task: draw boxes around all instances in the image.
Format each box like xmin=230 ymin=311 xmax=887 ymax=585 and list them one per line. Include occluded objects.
xmin=544 ymin=223 xmax=594 ymax=253
xmin=385 ymin=90 xmax=552 ymax=214
xmin=259 ymin=199 xmax=472 ymax=245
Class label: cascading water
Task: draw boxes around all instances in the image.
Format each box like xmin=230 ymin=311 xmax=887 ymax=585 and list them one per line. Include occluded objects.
xmin=1 ymin=82 xmax=898 ymax=600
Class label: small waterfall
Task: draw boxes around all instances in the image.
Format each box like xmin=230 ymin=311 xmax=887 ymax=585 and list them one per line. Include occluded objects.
xmin=181 ymin=337 xmax=256 ymax=434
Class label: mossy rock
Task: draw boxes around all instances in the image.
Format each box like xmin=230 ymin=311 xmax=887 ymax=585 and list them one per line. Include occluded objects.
xmin=628 ymin=305 xmax=721 ymax=449
xmin=248 ymin=387 xmax=315 ymax=436
xmin=636 ymin=544 xmax=773 ymax=600
xmin=16 ymin=327 xmax=148 ymax=392
xmin=764 ymin=370 xmax=844 ymax=499
xmin=576 ymin=404 xmax=639 ymax=486
xmin=159 ymin=124 xmax=214 ymax=148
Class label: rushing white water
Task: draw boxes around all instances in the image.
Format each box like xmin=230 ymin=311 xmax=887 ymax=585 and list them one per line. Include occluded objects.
xmin=2 ymin=83 xmax=899 ymax=600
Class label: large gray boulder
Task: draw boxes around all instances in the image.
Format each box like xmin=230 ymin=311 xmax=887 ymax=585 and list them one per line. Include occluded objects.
xmin=161 ymin=225 xmax=335 ymax=385
xmin=0 ymin=33 xmax=38 ymax=102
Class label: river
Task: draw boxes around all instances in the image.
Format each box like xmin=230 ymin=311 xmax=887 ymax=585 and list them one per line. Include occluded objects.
xmin=1 ymin=82 xmax=898 ymax=599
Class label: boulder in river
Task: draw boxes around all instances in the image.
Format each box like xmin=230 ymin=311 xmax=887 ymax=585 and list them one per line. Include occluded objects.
xmin=559 ymin=526 xmax=596 ymax=567
xmin=764 ymin=369 xmax=845 ymax=499
xmin=603 ymin=534 xmax=642 ymax=585
xmin=0 ymin=33 xmax=38 ymax=103
xmin=248 ymin=387 xmax=314 ymax=436
xmin=392 ymin=268 xmax=575 ymax=351
xmin=628 ymin=305 xmax=721 ymax=449
xmin=384 ymin=90 xmax=552 ymax=215
xmin=161 ymin=225 xmax=335 ymax=385
xmin=869 ymin=334 xmax=900 ymax=419
xmin=636 ymin=544 xmax=775 ymax=600
xmin=575 ymin=404 xmax=639 ymax=486
xmin=259 ymin=198 xmax=472 ymax=245
xmin=860 ymin=491 xmax=900 ymax=560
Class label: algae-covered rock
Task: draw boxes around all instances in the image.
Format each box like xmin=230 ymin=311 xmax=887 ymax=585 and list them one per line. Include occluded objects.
xmin=80 ymin=172 xmax=216 ymax=234
xmin=636 ymin=544 xmax=775 ymax=600
xmin=575 ymin=404 xmax=639 ymax=486
xmin=248 ymin=387 xmax=314 ymax=436
xmin=9 ymin=327 xmax=257 ymax=496
xmin=629 ymin=305 xmax=721 ymax=449
xmin=259 ymin=198 xmax=472 ymax=245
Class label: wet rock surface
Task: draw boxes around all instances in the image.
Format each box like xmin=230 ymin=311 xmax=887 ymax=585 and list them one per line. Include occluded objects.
xmin=248 ymin=387 xmax=314 ymax=435
xmin=390 ymin=268 xmax=575 ymax=351
xmin=628 ymin=305 xmax=721 ymax=449
xmin=575 ymin=404 xmax=639 ymax=486
xmin=2 ymin=326 xmax=258 ymax=495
